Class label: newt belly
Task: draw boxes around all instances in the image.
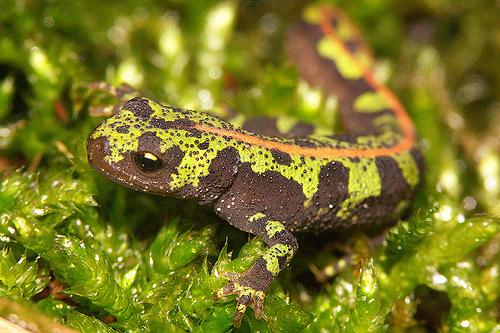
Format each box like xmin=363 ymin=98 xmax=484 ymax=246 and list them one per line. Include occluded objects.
xmin=86 ymin=4 xmax=423 ymax=327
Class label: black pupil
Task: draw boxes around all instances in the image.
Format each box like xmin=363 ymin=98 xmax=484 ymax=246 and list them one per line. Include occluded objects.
xmin=134 ymin=152 xmax=162 ymax=172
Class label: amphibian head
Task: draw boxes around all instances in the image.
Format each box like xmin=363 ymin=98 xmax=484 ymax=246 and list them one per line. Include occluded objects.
xmin=87 ymin=97 xmax=198 ymax=195
xmin=87 ymin=97 xmax=239 ymax=199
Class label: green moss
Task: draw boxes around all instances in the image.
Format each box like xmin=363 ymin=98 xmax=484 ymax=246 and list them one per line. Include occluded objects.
xmin=0 ymin=0 xmax=498 ymax=332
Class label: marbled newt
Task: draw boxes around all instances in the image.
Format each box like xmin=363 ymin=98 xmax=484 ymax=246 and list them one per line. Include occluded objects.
xmin=86 ymin=4 xmax=423 ymax=327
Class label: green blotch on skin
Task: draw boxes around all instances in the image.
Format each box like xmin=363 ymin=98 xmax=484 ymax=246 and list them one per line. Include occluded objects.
xmin=302 ymin=5 xmax=323 ymax=24
xmin=354 ymin=92 xmax=390 ymax=113
xmin=223 ymin=283 xmax=265 ymax=300
xmin=303 ymin=5 xmax=372 ymax=70
xmin=298 ymin=81 xmax=323 ymax=110
xmin=249 ymin=212 xmax=266 ymax=222
xmin=228 ymin=113 xmax=246 ymax=128
xmin=262 ymin=243 xmax=294 ymax=276
xmin=247 ymin=154 xmax=325 ymax=199
xmin=91 ymin=110 xmax=143 ymax=163
xmin=337 ymin=258 xmax=347 ymax=270
xmin=393 ymin=152 xmax=420 ymax=188
xmin=336 ymin=158 xmax=381 ymax=219
xmin=302 ymin=4 xmax=359 ymax=39
xmin=355 ymin=131 xmax=401 ymax=148
xmin=275 ymin=116 xmax=298 ymax=134
xmin=265 ymin=221 xmax=285 ymax=238
xmin=317 ymin=207 xmax=330 ymax=216
xmin=335 ymin=19 xmax=373 ymax=69
xmin=313 ymin=125 xmax=336 ymax=137
xmin=372 ymin=114 xmax=400 ymax=132
xmin=317 ymin=37 xmax=363 ymax=80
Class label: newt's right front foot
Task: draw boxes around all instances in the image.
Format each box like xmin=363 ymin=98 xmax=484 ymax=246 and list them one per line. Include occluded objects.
xmin=214 ymin=258 xmax=273 ymax=327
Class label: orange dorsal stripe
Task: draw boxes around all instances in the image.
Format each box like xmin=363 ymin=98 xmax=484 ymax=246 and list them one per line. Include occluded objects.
xmin=193 ymin=8 xmax=415 ymax=159
xmin=319 ymin=7 xmax=415 ymax=148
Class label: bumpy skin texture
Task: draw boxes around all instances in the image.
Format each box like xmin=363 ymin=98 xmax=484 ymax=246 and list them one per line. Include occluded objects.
xmin=86 ymin=5 xmax=423 ymax=327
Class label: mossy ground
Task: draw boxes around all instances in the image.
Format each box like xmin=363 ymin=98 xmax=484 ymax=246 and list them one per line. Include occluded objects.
xmin=0 ymin=1 xmax=498 ymax=332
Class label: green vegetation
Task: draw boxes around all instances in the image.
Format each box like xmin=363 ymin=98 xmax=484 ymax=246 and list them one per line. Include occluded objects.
xmin=0 ymin=0 xmax=498 ymax=332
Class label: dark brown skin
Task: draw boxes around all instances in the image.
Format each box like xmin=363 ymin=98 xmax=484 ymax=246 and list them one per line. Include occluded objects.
xmin=87 ymin=5 xmax=423 ymax=327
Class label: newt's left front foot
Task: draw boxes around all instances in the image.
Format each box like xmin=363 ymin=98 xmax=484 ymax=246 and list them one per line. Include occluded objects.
xmin=214 ymin=219 xmax=298 ymax=327
xmin=215 ymin=258 xmax=273 ymax=327
xmin=88 ymin=82 xmax=139 ymax=117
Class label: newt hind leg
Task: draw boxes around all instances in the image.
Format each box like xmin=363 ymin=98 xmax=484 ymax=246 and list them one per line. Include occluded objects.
xmin=214 ymin=218 xmax=298 ymax=327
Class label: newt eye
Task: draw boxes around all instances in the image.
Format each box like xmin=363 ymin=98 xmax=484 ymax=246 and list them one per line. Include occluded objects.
xmin=133 ymin=152 xmax=163 ymax=172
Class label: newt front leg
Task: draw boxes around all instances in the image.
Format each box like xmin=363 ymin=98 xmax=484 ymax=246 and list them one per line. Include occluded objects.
xmin=214 ymin=218 xmax=298 ymax=327
xmin=87 ymin=81 xmax=139 ymax=117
